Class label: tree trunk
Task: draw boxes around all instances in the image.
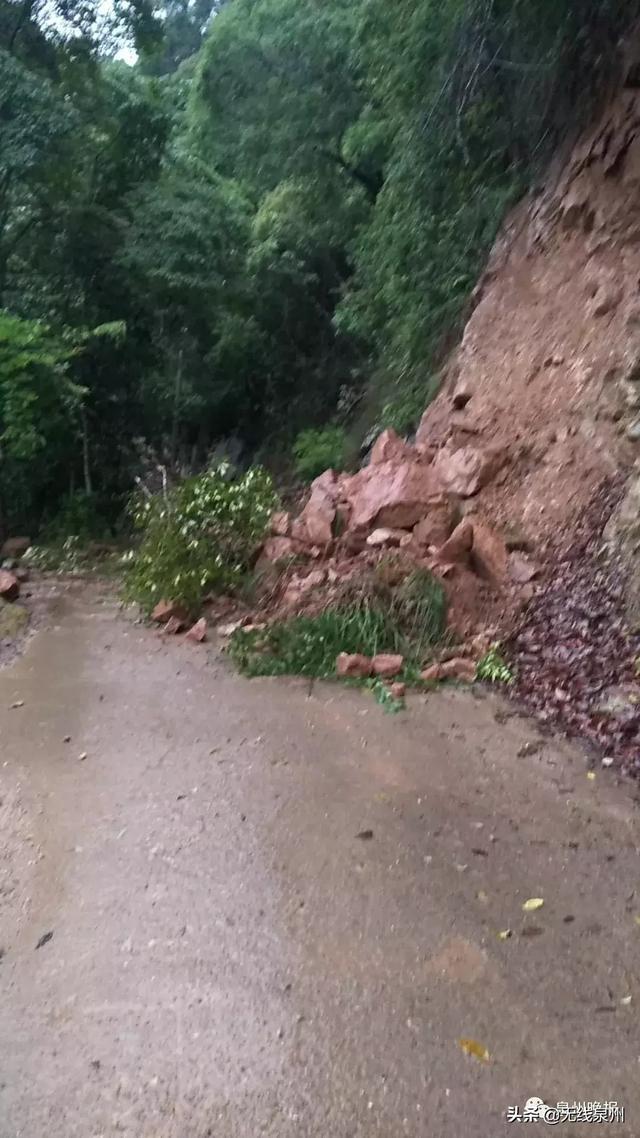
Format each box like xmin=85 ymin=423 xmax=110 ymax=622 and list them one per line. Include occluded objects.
xmin=80 ymin=407 xmax=92 ymax=495
xmin=170 ymin=348 xmax=184 ymax=466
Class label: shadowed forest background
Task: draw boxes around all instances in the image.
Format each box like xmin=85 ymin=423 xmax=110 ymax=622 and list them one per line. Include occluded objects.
xmin=2 ymin=0 xmax=639 ymax=537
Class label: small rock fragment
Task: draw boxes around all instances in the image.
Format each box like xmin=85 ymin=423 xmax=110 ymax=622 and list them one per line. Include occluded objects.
xmin=0 ymin=570 xmax=20 ymax=602
xmin=151 ymin=599 xmax=186 ymax=623
xmin=508 ymin=553 xmax=539 ymax=584
xmin=366 ymin=527 xmax=406 ymax=547
xmin=163 ymin=615 xmax=184 ymax=635
xmin=186 ymin=617 xmax=207 ymax=643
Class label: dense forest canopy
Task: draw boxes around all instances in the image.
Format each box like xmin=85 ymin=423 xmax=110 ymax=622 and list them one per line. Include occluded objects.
xmin=1 ymin=0 xmax=640 ymax=535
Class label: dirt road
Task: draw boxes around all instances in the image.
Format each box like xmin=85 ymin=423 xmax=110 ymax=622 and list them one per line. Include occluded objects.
xmin=1 ymin=587 xmax=639 ymax=1136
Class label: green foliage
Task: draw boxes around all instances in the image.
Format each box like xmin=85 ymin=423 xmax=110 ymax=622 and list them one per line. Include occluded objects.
xmin=124 ymin=465 xmax=278 ymax=613
xmin=4 ymin=0 xmax=640 ymax=538
xmin=0 ymin=311 xmax=81 ymax=461
xmin=293 ymin=426 xmax=347 ymax=482
xmin=230 ymin=568 xmax=447 ymax=678
xmin=476 ymin=644 xmax=514 ymax=685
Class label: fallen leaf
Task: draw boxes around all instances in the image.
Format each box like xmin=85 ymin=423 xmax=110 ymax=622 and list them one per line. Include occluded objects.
xmin=10 ymin=700 xmax=24 ymax=709
xmin=356 ymin=829 xmax=374 ymax=841
xmin=78 ymin=752 xmax=88 ymax=761
xmin=634 ymin=916 xmax=640 ymax=927
xmin=497 ymin=929 xmax=512 ymax=941
xmin=587 ymin=772 xmax=596 ymax=781
xmin=458 ymin=1037 xmax=490 ymax=1063
xmin=522 ymin=897 xmax=544 ymax=912
xmin=35 ymin=931 xmax=53 ymax=950
xmin=476 ymin=890 xmax=489 ymax=904
xmin=620 ymin=995 xmax=632 ymax=1005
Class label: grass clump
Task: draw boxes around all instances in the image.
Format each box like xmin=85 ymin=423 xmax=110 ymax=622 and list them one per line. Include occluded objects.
xmin=230 ymin=568 xmax=447 ymax=680
xmin=124 ymin=464 xmax=277 ymax=615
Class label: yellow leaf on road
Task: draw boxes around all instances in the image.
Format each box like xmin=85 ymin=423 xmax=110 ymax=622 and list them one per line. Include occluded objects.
xmin=587 ymin=771 xmax=596 ymax=781
xmin=522 ymin=897 xmax=544 ymax=912
xmin=458 ymin=1037 xmax=490 ymax=1062
xmin=497 ymin=929 xmax=512 ymax=940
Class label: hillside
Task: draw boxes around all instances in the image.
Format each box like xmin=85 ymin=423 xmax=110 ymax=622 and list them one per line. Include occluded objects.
xmin=254 ymin=75 xmax=640 ymax=768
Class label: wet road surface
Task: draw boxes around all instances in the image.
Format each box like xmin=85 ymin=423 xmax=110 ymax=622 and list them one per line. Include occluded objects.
xmin=1 ymin=587 xmax=639 ymax=1136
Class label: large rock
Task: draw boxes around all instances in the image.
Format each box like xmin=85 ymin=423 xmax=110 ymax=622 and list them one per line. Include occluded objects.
xmin=470 ymin=521 xmax=508 ymax=587
xmin=343 ymin=460 xmax=444 ymax=530
xmin=413 ymin=499 xmax=458 ymax=549
xmin=370 ymin=428 xmax=412 ymax=465
xmin=0 ymin=570 xmax=20 ymax=602
xmin=1 ymin=536 xmax=31 ymax=559
xmin=296 ymin=472 xmax=337 ymax=546
xmin=437 ymin=519 xmax=474 ymax=564
xmin=433 ymin=443 xmax=505 ymax=498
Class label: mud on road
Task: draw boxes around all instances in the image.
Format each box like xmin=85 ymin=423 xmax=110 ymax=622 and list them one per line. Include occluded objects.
xmin=1 ymin=586 xmax=639 ymax=1137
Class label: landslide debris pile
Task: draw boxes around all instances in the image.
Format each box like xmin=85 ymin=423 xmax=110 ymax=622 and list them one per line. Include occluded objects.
xmin=256 ymin=426 xmax=531 ymax=648
xmin=251 ymin=81 xmax=640 ymax=765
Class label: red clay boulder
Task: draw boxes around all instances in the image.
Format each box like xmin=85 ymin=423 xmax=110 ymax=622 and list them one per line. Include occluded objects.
xmin=370 ymin=428 xmax=412 ymax=465
xmin=437 ymin=519 xmax=474 ymax=564
xmin=470 ymin=521 xmax=508 ymax=587
xmin=0 ymin=570 xmax=19 ymax=601
xmin=336 ymin=653 xmax=373 ymax=678
xmin=412 ymin=498 xmax=458 ymax=549
xmin=433 ymin=443 xmax=505 ymax=498
xmin=296 ymin=472 xmax=337 ymax=546
xmin=343 ymin=460 xmax=444 ymax=531
xmin=371 ymin=653 xmax=404 ymax=678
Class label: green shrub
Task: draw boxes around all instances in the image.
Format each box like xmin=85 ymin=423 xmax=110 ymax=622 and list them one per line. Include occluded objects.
xmin=124 ymin=464 xmax=278 ymax=614
xmin=293 ymin=425 xmax=347 ymax=482
xmin=42 ymin=492 xmax=110 ymax=543
xmin=230 ymin=568 xmax=447 ymax=679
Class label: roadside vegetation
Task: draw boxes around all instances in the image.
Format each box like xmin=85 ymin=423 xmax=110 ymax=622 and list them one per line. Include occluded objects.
xmin=229 ymin=569 xmax=448 ymax=680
